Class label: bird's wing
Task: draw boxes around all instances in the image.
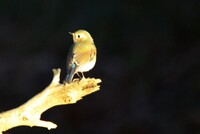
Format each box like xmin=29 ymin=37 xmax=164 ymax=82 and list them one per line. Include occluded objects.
xmin=73 ymin=48 xmax=96 ymax=66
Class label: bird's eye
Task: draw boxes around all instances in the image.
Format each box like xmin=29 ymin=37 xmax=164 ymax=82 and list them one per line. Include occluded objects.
xmin=77 ymin=35 xmax=81 ymax=38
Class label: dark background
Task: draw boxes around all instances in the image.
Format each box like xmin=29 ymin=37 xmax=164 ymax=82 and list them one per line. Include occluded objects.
xmin=0 ymin=0 xmax=200 ymax=134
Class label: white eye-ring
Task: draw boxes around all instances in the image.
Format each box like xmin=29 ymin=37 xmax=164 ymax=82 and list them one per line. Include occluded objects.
xmin=77 ymin=34 xmax=81 ymax=38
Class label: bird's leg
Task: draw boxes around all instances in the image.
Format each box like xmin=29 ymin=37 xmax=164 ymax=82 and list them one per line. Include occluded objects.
xmin=76 ymin=73 xmax=82 ymax=78
xmin=76 ymin=72 xmax=85 ymax=81
xmin=81 ymin=72 xmax=85 ymax=79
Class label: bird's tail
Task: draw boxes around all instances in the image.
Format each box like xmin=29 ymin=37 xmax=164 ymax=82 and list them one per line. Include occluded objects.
xmin=63 ymin=68 xmax=75 ymax=84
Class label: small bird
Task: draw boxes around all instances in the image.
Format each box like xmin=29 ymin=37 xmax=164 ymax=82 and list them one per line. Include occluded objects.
xmin=64 ymin=29 xmax=97 ymax=83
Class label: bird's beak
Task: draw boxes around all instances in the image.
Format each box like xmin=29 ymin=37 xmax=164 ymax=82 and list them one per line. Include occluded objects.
xmin=69 ymin=32 xmax=74 ymax=35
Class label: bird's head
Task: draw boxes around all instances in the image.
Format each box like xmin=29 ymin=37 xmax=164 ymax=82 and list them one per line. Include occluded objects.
xmin=69 ymin=30 xmax=94 ymax=43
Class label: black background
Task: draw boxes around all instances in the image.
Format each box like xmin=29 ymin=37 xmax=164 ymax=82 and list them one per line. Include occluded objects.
xmin=0 ymin=0 xmax=200 ymax=134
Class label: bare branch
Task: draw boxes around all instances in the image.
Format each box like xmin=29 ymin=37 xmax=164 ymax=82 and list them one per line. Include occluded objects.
xmin=0 ymin=68 xmax=101 ymax=133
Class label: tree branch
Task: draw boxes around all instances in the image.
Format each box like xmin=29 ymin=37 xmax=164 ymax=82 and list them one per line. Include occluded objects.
xmin=0 ymin=68 xmax=101 ymax=134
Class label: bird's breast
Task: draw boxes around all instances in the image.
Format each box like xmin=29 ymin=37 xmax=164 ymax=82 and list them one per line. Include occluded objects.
xmin=77 ymin=59 xmax=96 ymax=72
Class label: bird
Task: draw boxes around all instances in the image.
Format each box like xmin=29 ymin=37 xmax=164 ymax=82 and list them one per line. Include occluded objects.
xmin=64 ymin=29 xmax=97 ymax=83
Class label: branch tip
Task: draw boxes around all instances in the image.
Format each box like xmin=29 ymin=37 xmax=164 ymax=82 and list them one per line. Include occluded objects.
xmin=35 ymin=120 xmax=57 ymax=130
xmin=51 ymin=68 xmax=61 ymax=84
